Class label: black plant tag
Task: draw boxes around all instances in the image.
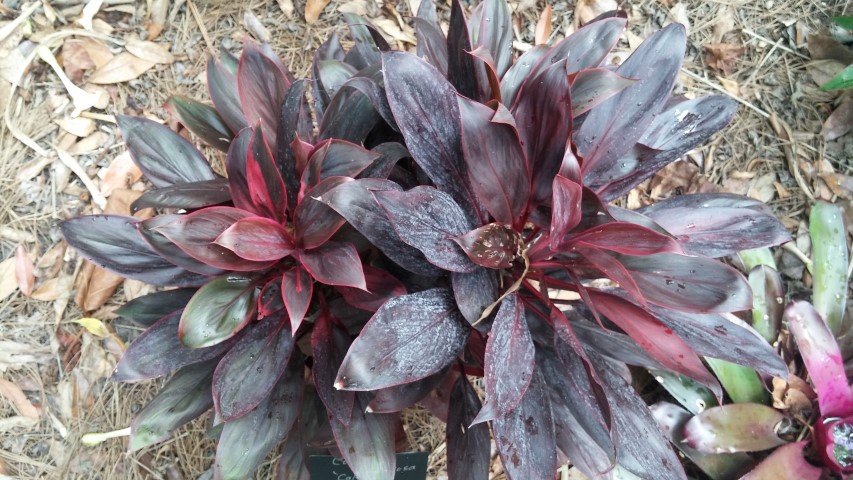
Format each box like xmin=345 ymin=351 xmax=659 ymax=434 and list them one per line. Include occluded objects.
xmin=308 ymin=452 xmax=428 ymax=480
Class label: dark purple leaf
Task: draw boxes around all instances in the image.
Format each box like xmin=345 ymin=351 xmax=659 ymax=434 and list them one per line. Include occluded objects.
xmin=258 ymin=278 xmax=285 ymax=318
xmin=319 ymin=179 xmax=441 ymax=276
xmin=317 ymin=84 xmax=380 ymax=144
xmin=129 ymin=360 xmax=216 ymax=451
xmin=473 ymin=293 xmax=535 ymax=424
xmin=471 ymin=0 xmax=512 ymax=77
xmin=446 ymin=374 xmax=490 ymax=480
xmin=301 ymin=139 xmax=381 ymax=190
xmin=312 ymin=310 xmax=355 ymax=425
xmin=215 ymin=216 xmax=294 ymax=262
xmin=342 ymin=13 xmax=381 ymax=69
xmin=636 ymin=193 xmax=791 ymax=257
xmin=574 ymin=245 xmax=646 ymax=306
xmin=137 ymin=215 xmax=227 ymax=277
xmin=457 ymin=97 xmax=529 ymax=225
xmin=367 ymin=367 xmax=449 ymax=413
xmin=564 ymin=311 xmax=663 ymax=370
xmin=60 ymin=215 xmax=206 ymax=287
xmin=566 ymin=222 xmax=682 ymax=255
xmin=115 ymin=288 xmax=196 ymax=327
xmin=214 ymin=351 xmax=303 ymax=480
xmin=383 ymin=51 xmax=484 ymax=224
xmin=452 ymin=268 xmax=499 ymax=325
xmin=246 ymin=126 xmax=287 ymax=222
xmin=116 ymin=115 xmax=216 ymax=188
xmin=569 ymin=68 xmax=636 ymax=116
xmin=165 ymin=95 xmax=233 ymax=151
xmin=112 ymin=310 xmax=239 ymax=382
xmin=374 ymin=187 xmax=476 ymax=273
xmin=282 ymin=266 xmax=312 ymax=332
xmin=299 ymin=241 xmax=366 ymax=289
xmin=208 ymin=57 xmax=248 ymax=133
xmin=152 ymin=207 xmax=276 ymax=271
xmin=577 ymin=24 xmax=686 ymax=179
xmin=499 ymin=45 xmax=548 ymax=107
xmin=179 ymin=275 xmax=258 ymax=348
xmin=276 ymin=80 xmax=312 ymax=211
xmin=454 ymin=223 xmax=523 ymax=270
xmin=513 ymin=60 xmax=572 ymax=203
xmin=294 ymin=177 xmax=348 ymax=249
xmin=339 ymin=67 xmax=399 ymax=131
xmin=316 ymin=60 xmax=357 ymax=104
xmin=224 ymin=128 xmax=254 ymax=213
xmin=492 ymin=367 xmax=557 ymax=480
xmin=618 ymin=252 xmax=753 ymax=313
xmin=684 ymin=404 xmax=787 ymax=453
xmin=337 ymin=264 xmax=406 ymax=312
xmin=329 ymin=394 xmax=396 ymax=480
xmin=336 ymin=288 xmax=468 ymax=390
xmin=586 ymin=290 xmax=722 ymax=398
xmin=446 ymin=0 xmax=482 ymax=100
xmin=275 ymin=387 xmax=326 ymax=480
xmin=549 ymin=175 xmax=583 ymax=247
xmin=414 ymin=0 xmax=448 ymax=75
xmin=213 ymin=314 xmax=294 ymax=420
xmin=311 ymin=33 xmax=345 ymax=117
xmin=238 ymin=39 xmax=290 ymax=148
xmin=130 ymin=178 xmax=232 ymax=213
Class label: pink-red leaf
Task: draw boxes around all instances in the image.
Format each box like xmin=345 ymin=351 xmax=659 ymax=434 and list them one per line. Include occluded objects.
xmin=179 ymin=275 xmax=257 ymax=348
xmin=137 ymin=215 xmax=226 ymax=277
xmin=282 ymin=267 xmax=312 ymax=332
xmin=740 ymin=441 xmax=821 ymax=480
xmin=224 ymin=128 xmax=254 ymax=213
xmin=549 ymin=175 xmax=583 ymax=247
xmin=299 ymin=241 xmax=366 ymax=289
xmin=165 ymin=95 xmax=233 ymax=151
xmin=295 ymin=176 xmax=348 ymax=249
xmin=215 ymin=216 xmax=293 ymax=262
xmin=337 ymin=264 xmax=406 ymax=312
xmin=568 ymin=222 xmax=682 ymax=255
xmin=246 ymin=126 xmax=287 ymax=222
xmin=300 ymin=139 xmax=381 ymax=191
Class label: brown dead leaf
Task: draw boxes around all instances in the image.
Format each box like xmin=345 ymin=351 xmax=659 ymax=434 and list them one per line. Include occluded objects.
xmin=338 ymin=0 xmax=372 ymax=16
xmin=807 ymin=34 xmax=853 ymax=65
xmin=55 ymin=117 xmax=96 ymax=137
xmin=305 ymin=0 xmax=331 ymax=23
xmin=574 ymin=0 xmax=618 ymax=27
xmin=372 ymin=18 xmax=416 ymax=45
xmin=717 ymin=76 xmax=740 ymax=96
xmin=75 ymin=263 xmax=123 ymax=313
xmin=244 ymin=10 xmax=271 ymax=43
xmin=78 ymin=37 xmax=113 ymax=68
xmin=0 ymin=378 xmax=39 ymax=420
xmin=823 ymin=98 xmax=853 ymax=142
xmin=0 ymin=227 xmax=36 ymax=243
xmin=704 ymin=43 xmax=746 ymax=76
xmin=68 ymin=131 xmax=109 ymax=154
xmin=31 ymin=278 xmax=60 ymax=301
xmin=806 ymin=60 xmax=847 ymax=87
xmin=14 ymin=245 xmax=34 ymax=296
xmin=747 ymin=172 xmax=777 ymax=203
xmin=649 ymin=160 xmax=723 ymax=199
xmin=87 ymin=52 xmax=155 ymax=85
xmin=146 ymin=0 xmax=168 ymax=39
xmin=125 ymin=39 xmax=174 ymax=64
xmin=15 ymin=156 xmax=53 ymax=181
xmin=712 ymin=5 xmax=736 ymax=43
xmin=104 ymin=188 xmax=146 ymax=216
xmin=277 ymin=0 xmax=294 ymax=18
xmin=668 ymin=3 xmax=690 ymax=37
xmin=820 ymin=172 xmax=853 ymax=199
xmin=0 ymin=256 xmax=16 ymax=301
xmin=99 ymin=151 xmax=142 ymax=197
xmin=60 ymin=39 xmax=96 ymax=83
xmin=535 ymin=5 xmax=552 ymax=46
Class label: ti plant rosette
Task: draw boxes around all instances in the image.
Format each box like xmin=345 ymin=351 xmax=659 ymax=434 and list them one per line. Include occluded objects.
xmin=651 ymin=201 xmax=853 ymax=479
xmin=62 ymin=1 xmax=794 ymax=479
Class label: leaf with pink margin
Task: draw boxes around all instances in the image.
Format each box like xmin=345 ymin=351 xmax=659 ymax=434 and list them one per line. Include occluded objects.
xmin=224 ymin=128 xmax=254 ymax=213
xmin=282 ymin=267 xmax=312 ymax=332
xmin=330 ymin=394 xmax=396 ymax=480
xmin=569 ymin=68 xmax=636 ymax=117
xmin=299 ymin=241 xmax=366 ymax=289
xmin=472 ymin=293 xmax=535 ymax=424
xmin=207 ymin=57 xmax=247 ymax=133
xmin=567 ymin=222 xmax=682 ymax=255
xmin=257 ymin=278 xmax=284 ymax=317
xmin=413 ymin=0 xmax=448 ymax=75
xmin=300 ymin=139 xmax=381 ymax=191
xmin=446 ymin=374 xmax=490 ymax=480
xmin=246 ymin=126 xmax=287 ymax=222
xmin=178 ymin=275 xmax=258 ymax=348
xmin=471 ymin=0 xmax=512 ymax=77
xmin=295 ymin=177 xmax=349 ymax=249
xmin=137 ymin=215 xmax=226 ymax=277
xmin=337 ymin=264 xmax=406 ymax=312
xmin=276 ymin=80 xmax=312 ymax=211
xmin=446 ymin=0 xmax=483 ymax=101
xmin=684 ymin=403 xmax=788 ymax=453
xmin=165 ymin=95 xmax=233 ymax=152
xmin=312 ymin=309 xmax=355 ymax=425
xmin=131 ymin=179 xmax=232 ymax=213
xmin=451 ymin=268 xmax=498 ymax=325
xmin=454 ymin=223 xmax=521 ymax=270
xmin=786 ymin=300 xmax=853 ymax=418
xmin=215 ymin=216 xmax=293 ymax=262
xmin=573 ymin=246 xmax=646 ymax=306
xmin=238 ymin=38 xmax=291 ymax=148
xmin=740 ymin=441 xmax=821 ymax=480
xmin=550 ymin=175 xmax=583 ymax=248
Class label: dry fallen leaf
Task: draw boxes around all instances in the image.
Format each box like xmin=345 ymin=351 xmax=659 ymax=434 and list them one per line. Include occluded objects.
xmin=0 ymin=256 xmax=16 ymax=301
xmin=805 ymin=59 xmax=847 ymax=88
xmin=820 ymin=172 xmax=853 ymax=199
xmin=99 ymin=151 xmax=142 ymax=197
xmin=60 ymin=39 xmax=96 ymax=83
xmin=244 ymin=10 xmax=271 ymax=43
xmin=277 ymin=0 xmax=295 ymax=18
xmin=668 ymin=3 xmax=690 ymax=37
xmin=68 ymin=131 xmax=109 ymax=154
xmin=125 ymin=39 xmax=174 ymax=64
xmin=0 ymin=378 xmax=39 ymax=420
xmin=0 ymin=341 xmax=50 ymax=373
xmin=704 ymin=43 xmax=746 ymax=76
xmin=712 ymin=4 xmax=736 ymax=43
xmin=87 ymin=52 xmax=156 ymax=85
xmin=14 ymin=245 xmax=34 ymax=296
xmin=146 ymin=0 xmax=168 ymax=39
xmin=77 ymin=38 xmax=113 ymax=68
xmin=822 ymin=97 xmax=853 ymax=142
xmin=30 ymin=278 xmax=61 ymax=301
xmin=717 ymin=76 xmax=740 ymax=96
xmin=372 ymin=18 xmax=416 ymax=45
xmin=747 ymin=172 xmax=777 ymax=203
xmin=73 ymin=318 xmax=110 ymax=338
xmin=55 ymin=117 xmax=96 ymax=137
xmin=807 ymin=34 xmax=853 ymax=65
xmin=305 ymin=0 xmax=331 ymax=23
xmin=574 ymin=0 xmax=618 ymax=27
xmin=535 ymin=5 xmax=552 ymax=46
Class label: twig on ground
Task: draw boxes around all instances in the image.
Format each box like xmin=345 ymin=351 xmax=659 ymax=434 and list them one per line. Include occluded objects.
xmin=54 ymin=148 xmax=107 ymax=209
xmin=680 ymin=68 xmax=770 ymax=118
xmin=768 ymin=112 xmax=816 ymax=203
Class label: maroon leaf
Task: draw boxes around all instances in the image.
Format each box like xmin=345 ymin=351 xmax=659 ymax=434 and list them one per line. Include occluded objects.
xmin=129 ymin=360 xmax=216 ymax=451
xmin=179 ymin=275 xmax=258 ymax=348
xmin=339 ymin=68 xmax=399 ymax=131
xmin=207 ymin=57 xmax=247 ymax=133
xmin=336 ymin=288 xmax=468 ymax=390
xmin=61 ymin=215 xmax=206 ymax=287
xmin=413 ymin=0 xmax=448 ymax=75
xmin=453 ymin=223 xmax=522 ymax=270
xmin=513 ymin=60 xmax=572 ymax=203
xmin=367 ymin=367 xmax=449 ymax=413
xmin=165 ymin=95 xmax=233 ymax=151
xmin=116 ymin=115 xmax=217 ymax=188
xmin=473 ymin=293 xmax=535 ymax=424
xmin=224 ymin=128 xmax=254 ymax=213
xmin=131 ymin=178 xmax=232 ymax=213
xmin=282 ymin=266 xmax=312 ymax=332
xmin=258 ymin=278 xmax=285 ymax=317
xmin=215 ymin=216 xmax=294 ymax=262
xmin=587 ymin=290 xmax=722 ymax=398
xmin=276 ymin=80 xmax=313 ymax=211
xmin=337 ymin=264 xmax=406 ymax=312
xmin=566 ymin=222 xmax=682 ymax=255
xmin=137 ymin=215 xmax=226 ymax=277
xmin=312 ymin=309 xmax=355 ymax=425
xmin=294 ymin=177 xmax=349 ymax=249
xmin=317 ymin=86 xmax=381 ymax=144
xmin=492 ymin=367 xmax=557 ymax=480
xmin=214 ymin=351 xmax=303 ymax=479
xmin=115 ymin=288 xmax=196 ymax=327
xmin=316 ymin=60 xmax=357 ymax=105
xmin=329 ymin=394 xmax=396 ymax=480
xmin=549 ymin=175 xmax=583 ymax=247
xmin=300 ymin=139 xmax=381 ymax=190
xmin=569 ymin=68 xmax=636 ymax=116
xmin=618 ymin=252 xmax=753 ymax=313
xmin=212 ymin=314 xmax=294 ymax=420
xmin=457 ymin=97 xmax=529 ymax=226
xmin=637 ymin=193 xmax=791 ymax=257
xmin=451 ymin=268 xmax=498 ymax=324
xmin=374 ymin=187 xmax=476 ymax=273
xmin=299 ymin=241 xmax=366 ymax=289
xmin=342 ymin=13 xmax=382 ymax=69
xmin=112 ymin=310 xmax=239 ymax=382
xmin=471 ymin=0 xmax=512 ymax=77
xmin=572 ymin=246 xmax=646 ymax=307
xmin=446 ymin=374 xmax=490 ymax=480
xmin=238 ymin=38 xmax=291 ymax=148
xmin=152 ymin=207 xmax=275 ymax=271
xmin=246 ymin=126 xmax=287 ymax=222
xmin=383 ymin=51 xmax=484 ymax=224
xmin=499 ymin=45 xmax=549 ymax=107
xmin=446 ymin=0 xmax=482 ymax=101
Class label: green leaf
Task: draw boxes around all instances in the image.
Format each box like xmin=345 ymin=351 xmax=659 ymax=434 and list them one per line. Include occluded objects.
xmin=833 ymin=16 xmax=853 ymax=31
xmin=165 ymin=95 xmax=233 ymax=151
xmin=684 ymin=404 xmax=787 ymax=453
xmin=705 ymin=358 xmax=769 ymax=404
xmin=810 ymin=201 xmax=849 ymax=334
xmin=179 ymin=275 xmax=258 ymax=348
xmin=820 ymin=65 xmax=853 ymax=91
xmin=651 ymin=369 xmax=717 ymax=415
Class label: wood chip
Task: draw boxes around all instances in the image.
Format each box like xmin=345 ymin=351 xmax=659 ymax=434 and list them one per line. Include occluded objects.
xmin=0 ymin=226 xmax=37 ymax=243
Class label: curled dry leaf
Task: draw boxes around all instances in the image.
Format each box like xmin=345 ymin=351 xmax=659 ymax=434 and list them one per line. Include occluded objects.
xmin=668 ymin=3 xmax=690 ymax=37
xmin=305 ymin=0 xmax=331 ymax=23
xmin=277 ymin=0 xmax=294 ymax=18
xmin=574 ymin=0 xmax=618 ymax=27
xmin=55 ymin=117 xmax=96 ymax=137
xmin=77 ymin=38 xmax=113 ymax=68
xmin=244 ymin=10 xmax=271 ymax=43
xmin=88 ymin=52 xmax=156 ymax=85
xmin=100 ymin=151 xmax=143 ymax=197
xmin=0 ymin=378 xmax=39 ymax=420
xmin=0 ymin=256 xmax=18 ymax=300
xmin=60 ymin=39 xmax=96 ymax=83
xmin=146 ymin=0 xmax=169 ymax=39
xmin=820 ymin=172 xmax=853 ymax=200
xmin=822 ymin=98 xmax=853 ymax=142
xmin=125 ymin=39 xmax=174 ymax=64
xmin=14 ymin=245 xmax=34 ymax=296
xmin=704 ymin=43 xmax=746 ymax=76
xmin=535 ymin=5 xmax=552 ymax=45
xmin=712 ymin=5 xmax=736 ymax=43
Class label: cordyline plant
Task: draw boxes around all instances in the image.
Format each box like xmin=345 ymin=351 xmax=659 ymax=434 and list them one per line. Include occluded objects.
xmin=652 ymin=201 xmax=852 ymax=480
xmin=62 ymin=1 xmax=794 ymax=479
